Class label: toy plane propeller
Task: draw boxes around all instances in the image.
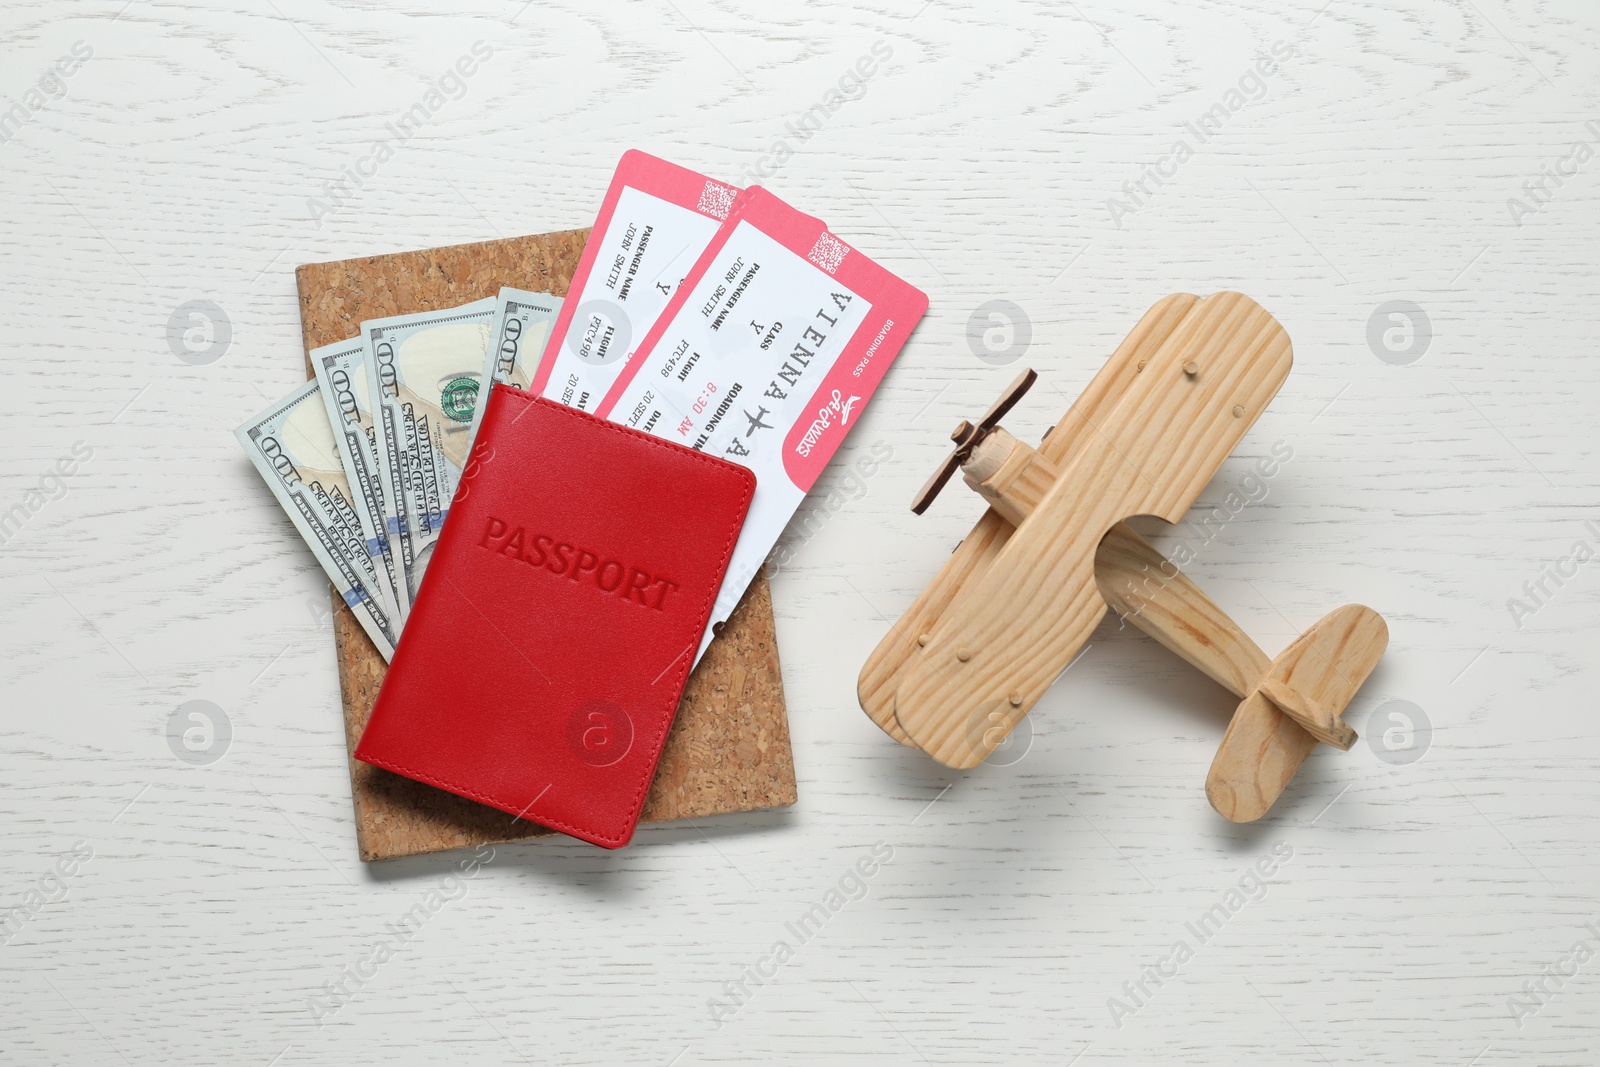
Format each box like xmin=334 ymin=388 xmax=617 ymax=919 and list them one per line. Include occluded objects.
xmin=911 ymin=368 xmax=1038 ymax=515
xmin=858 ymin=292 xmax=1388 ymax=822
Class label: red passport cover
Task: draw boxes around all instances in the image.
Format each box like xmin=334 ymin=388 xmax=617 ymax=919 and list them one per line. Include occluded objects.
xmin=354 ymin=386 xmax=756 ymax=848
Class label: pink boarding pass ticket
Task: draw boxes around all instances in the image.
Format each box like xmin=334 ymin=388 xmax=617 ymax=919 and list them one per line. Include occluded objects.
xmin=530 ymin=150 xmax=739 ymax=412
xmin=598 ymin=186 xmax=928 ymax=660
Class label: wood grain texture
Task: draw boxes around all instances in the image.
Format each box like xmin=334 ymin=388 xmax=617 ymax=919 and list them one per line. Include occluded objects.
xmin=967 ymin=433 xmax=1283 ymax=703
xmin=1209 ymin=604 xmax=1389 ymax=820
xmin=1096 ymin=524 xmax=1383 ymax=805
xmin=857 ymin=295 xmax=1200 ymax=744
xmin=1256 ymin=673 xmax=1356 ymax=750
xmin=912 ymin=419 xmax=1378 ymax=813
xmin=1094 ymin=519 xmax=1274 ymax=699
xmin=5 ymin=1 xmax=1600 ymax=1063
xmin=889 ymin=293 xmax=1293 ymax=766
xmin=296 ymin=232 xmax=796 ymax=861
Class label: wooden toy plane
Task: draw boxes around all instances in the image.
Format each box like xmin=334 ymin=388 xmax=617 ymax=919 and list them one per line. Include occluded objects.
xmin=858 ymin=293 xmax=1388 ymax=822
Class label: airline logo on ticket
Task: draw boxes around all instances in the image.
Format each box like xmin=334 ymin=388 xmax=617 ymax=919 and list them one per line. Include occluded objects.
xmin=598 ymin=187 xmax=928 ymax=658
xmin=531 ymin=150 xmax=739 ymax=412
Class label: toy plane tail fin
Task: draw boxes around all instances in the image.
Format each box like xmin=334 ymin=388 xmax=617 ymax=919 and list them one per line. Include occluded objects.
xmin=1206 ymin=605 xmax=1389 ymax=822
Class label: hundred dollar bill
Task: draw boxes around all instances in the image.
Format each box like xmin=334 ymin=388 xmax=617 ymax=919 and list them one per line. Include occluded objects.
xmin=468 ymin=287 xmax=564 ymax=439
xmin=363 ymin=298 xmax=496 ymax=605
xmin=236 ymin=380 xmax=398 ymax=660
xmin=310 ymin=337 xmax=404 ymax=621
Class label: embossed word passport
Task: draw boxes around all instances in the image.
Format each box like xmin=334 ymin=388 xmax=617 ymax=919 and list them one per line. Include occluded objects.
xmin=354 ymin=386 xmax=756 ymax=848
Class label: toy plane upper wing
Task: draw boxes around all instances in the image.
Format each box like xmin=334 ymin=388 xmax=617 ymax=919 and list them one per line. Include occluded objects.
xmin=857 ymin=294 xmax=1199 ymax=746
xmin=892 ymin=292 xmax=1294 ymax=767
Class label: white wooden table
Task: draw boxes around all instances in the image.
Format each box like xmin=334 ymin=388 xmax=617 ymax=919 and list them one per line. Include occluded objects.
xmin=3 ymin=1 xmax=1597 ymax=1063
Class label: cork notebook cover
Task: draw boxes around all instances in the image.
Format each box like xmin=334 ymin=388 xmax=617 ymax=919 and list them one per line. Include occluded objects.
xmin=295 ymin=229 xmax=797 ymax=862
